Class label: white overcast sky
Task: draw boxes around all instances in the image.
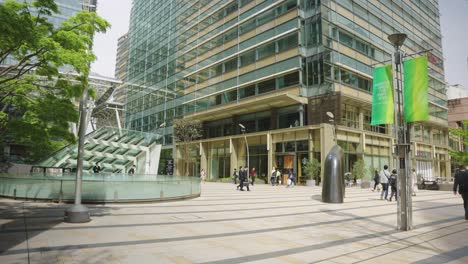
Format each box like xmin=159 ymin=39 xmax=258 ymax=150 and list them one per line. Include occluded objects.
xmin=91 ymin=0 xmax=468 ymax=89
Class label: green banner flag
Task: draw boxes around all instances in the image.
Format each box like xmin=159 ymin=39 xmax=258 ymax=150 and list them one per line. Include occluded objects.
xmin=403 ymin=56 xmax=429 ymax=122
xmin=371 ymin=65 xmax=394 ymax=125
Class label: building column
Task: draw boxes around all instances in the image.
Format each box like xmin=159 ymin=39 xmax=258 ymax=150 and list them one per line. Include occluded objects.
xmin=230 ymin=137 xmax=238 ymax=176
xmin=200 ymin=142 xmax=208 ymax=179
xmin=267 ymin=132 xmax=273 ymax=184
xmin=358 ymin=107 xmax=364 ymax=130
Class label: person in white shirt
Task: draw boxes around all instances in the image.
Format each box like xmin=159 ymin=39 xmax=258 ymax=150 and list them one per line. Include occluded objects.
xmin=379 ymin=165 xmax=390 ymax=200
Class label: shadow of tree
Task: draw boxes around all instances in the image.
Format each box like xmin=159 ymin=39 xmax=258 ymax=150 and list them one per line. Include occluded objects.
xmin=0 ymin=199 xmax=114 ymax=255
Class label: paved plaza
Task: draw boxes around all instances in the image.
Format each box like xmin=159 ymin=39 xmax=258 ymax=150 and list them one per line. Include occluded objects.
xmin=1 ymin=182 xmax=468 ymax=264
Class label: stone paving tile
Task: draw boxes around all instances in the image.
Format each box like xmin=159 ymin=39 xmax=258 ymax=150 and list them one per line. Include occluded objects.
xmin=1 ymin=182 xmax=468 ymax=264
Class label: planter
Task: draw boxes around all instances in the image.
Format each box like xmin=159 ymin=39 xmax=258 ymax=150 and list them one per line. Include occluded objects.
xmin=306 ymin=179 xmax=314 ymax=186
xmin=360 ymin=181 xmax=371 ymax=188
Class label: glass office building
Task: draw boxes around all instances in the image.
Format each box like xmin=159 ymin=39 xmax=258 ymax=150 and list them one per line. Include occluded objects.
xmin=126 ymin=0 xmax=449 ymax=182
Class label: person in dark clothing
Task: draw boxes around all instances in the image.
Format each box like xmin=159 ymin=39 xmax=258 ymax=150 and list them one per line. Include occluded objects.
xmin=388 ymin=169 xmax=398 ymax=202
xmin=372 ymin=170 xmax=380 ymax=191
xmin=453 ymin=165 xmax=468 ymax=220
xmin=237 ymin=166 xmax=243 ymax=190
xmin=128 ymin=165 xmax=136 ymax=174
xmin=92 ymin=162 xmax=102 ymax=173
xmin=233 ymin=168 xmax=239 ymax=184
xmin=250 ymin=167 xmax=256 ymax=185
xmin=238 ymin=167 xmax=250 ymax=191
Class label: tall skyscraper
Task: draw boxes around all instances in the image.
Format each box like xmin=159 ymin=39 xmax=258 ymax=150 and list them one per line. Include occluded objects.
xmin=126 ymin=0 xmax=449 ymax=181
xmin=114 ymin=33 xmax=130 ymax=104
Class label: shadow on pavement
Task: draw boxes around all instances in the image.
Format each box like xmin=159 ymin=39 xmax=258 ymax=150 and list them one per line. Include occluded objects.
xmin=0 ymin=199 xmax=113 ymax=255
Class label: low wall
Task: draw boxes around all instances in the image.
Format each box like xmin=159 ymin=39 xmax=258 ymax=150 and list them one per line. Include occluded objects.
xmin=0 ymin=173 xmax=201 ymax=203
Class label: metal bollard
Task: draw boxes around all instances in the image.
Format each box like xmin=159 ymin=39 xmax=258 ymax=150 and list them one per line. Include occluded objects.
xmin=13 ymin=189 xmax=16 ymax=200
xmin=59 ymin=180 xmax=63 ymax=203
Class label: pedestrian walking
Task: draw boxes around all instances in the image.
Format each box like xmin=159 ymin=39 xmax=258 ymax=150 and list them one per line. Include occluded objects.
xmin=237 ymin=166 xmax=243 ymax=189
xmin=250 ymin=167 xmax=256 ymax=185
xmin=411 ymin=168 xmax=418 ymax=196
xmin=276 ymin=168 xmax=281 ymax=185
xmin=379 ymin=165 xmax=390 ymax=200
xmin=239 ymin=167 xmax=250 ymax=191
xmin=372 ymin=170 xmax=380 ymax=191
xmin=233 ymin=168 xmax=239 ymax=184
xmin=345 ymin=174 xmax=351 ymax=187
xmin=388 ymin=169 xmax=397 ymax=202
xmin=453 ymin=165 xmax=468 ymax=220
xmin=287 ymin=169 xmax=295 ymax=187
xmin=270 ymin=167 xmax=276 ymax=186
xmin=200 ymin=168 xmax=206 ymax=183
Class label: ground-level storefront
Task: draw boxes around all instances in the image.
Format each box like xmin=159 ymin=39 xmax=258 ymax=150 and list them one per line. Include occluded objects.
xmin=175 ymin=124 xmax=452 ymax=184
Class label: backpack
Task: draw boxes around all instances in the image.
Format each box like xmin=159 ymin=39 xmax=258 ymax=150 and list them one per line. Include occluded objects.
xmin=389 ymin=175 xmax=397 ymax=187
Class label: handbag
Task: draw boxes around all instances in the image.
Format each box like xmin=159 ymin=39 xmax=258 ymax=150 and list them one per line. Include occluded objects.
xmin=377 ymin=183 xmax=382 ymax=191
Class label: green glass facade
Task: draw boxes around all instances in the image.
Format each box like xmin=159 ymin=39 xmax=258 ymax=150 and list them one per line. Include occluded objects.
xmin=126 ymin=0 xmax=450 ymax=180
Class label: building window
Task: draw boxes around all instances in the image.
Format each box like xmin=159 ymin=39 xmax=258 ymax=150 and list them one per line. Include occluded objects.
xmin=277 ymin=33 xmax=298 ymax=52
xmin=258 ymin=79 xmax=276 ymax=94
xmin=239 ymin=85 xmax=255 ymax=99
xmin=278 ymin=72 xmax=299 ymax=89
xmin=257 ymin=42 xmax=275 ymax=60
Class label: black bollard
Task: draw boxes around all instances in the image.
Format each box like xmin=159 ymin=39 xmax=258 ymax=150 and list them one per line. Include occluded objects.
xmin=322 ymin=145 xmax=345 ymax=203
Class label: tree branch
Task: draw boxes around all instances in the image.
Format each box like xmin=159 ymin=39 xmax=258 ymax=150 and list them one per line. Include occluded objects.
xmin=0 ymin=49 xmax=42 ymax=77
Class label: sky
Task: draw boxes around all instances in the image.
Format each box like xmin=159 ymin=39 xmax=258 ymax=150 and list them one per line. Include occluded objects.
xmin=91 ymin=0 xmax=468 ymax=89
xmin=90 ymin=0 xmax=132 ymax=77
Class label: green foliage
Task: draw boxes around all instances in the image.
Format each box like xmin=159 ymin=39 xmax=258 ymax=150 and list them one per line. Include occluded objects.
xmin=173 ymin=119 xmax=203 ymax=176
xmin=0 ymin=0 xmax=110 ymax=162
xmin=449 ymin=121 xmax=468 ymax=166
xmin=352 ymin=159 xmax=366 ymax=180
xmin=303 ymin=158 xmax=321 ymax=180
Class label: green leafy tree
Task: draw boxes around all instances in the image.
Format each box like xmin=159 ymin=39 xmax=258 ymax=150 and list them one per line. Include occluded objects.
xmin=352 ymin=159 xmax=366 ymax=180
xmin=449 ymin=121 xmax=468 ymax=166
xmin=173 ymin=119 xmax=203 ymax=176
xmin=303 ymin=158 xmax=321 ymax=183
xmin=0 ymin=0 xmax=110 ymax=162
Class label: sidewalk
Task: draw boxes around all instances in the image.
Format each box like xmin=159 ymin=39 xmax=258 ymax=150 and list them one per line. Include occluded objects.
xmin=1 ymin=182 xmax=467 ymax=263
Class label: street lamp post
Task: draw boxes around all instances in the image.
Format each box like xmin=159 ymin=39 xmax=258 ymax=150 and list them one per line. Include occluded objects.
xmin=64 ymin=85 xmax=91 ymax=223
xmin=239 ymin=123 xmax=249 ymax=183
xmin=388 ymin=33 xmax=412 ymax=231
xmin=326 ymin=112 xmax=337 ymax=143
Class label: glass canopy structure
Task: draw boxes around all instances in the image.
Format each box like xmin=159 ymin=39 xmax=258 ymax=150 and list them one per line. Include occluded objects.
xmin=38 ymin=127 xmax=162 ymax=174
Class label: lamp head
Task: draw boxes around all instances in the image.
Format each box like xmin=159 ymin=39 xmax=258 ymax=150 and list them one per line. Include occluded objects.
xmin=388 ymin=33 xmax=407 ymax=47
xmin=238 ymin=123 xmax=245 ymax=129
xmin=326 ymin=112 xmax=334 ymax=119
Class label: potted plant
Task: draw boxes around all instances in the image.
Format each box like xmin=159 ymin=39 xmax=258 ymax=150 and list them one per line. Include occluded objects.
xmin=303 ymin=158 xmax=321 ymax=186
xmin=351 ymin=159 xmax=370 ymax=188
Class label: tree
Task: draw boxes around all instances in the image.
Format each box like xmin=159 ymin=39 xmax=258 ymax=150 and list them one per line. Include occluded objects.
xmin=303 ymin=158 xmax=321 ymax=185
xmin=352 ymin=159 xmax=366 ymax=180
xmin=172 ymin=119 xmax=203 ymax=176
xmin=449 ymin=121 xmax=468 ymax=166
xmin=0 ymin=0 xmax=110 ymax=162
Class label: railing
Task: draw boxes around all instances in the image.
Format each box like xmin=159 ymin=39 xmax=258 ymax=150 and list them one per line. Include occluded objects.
xmin=0 ymin=173 xmax=201 ymax=202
